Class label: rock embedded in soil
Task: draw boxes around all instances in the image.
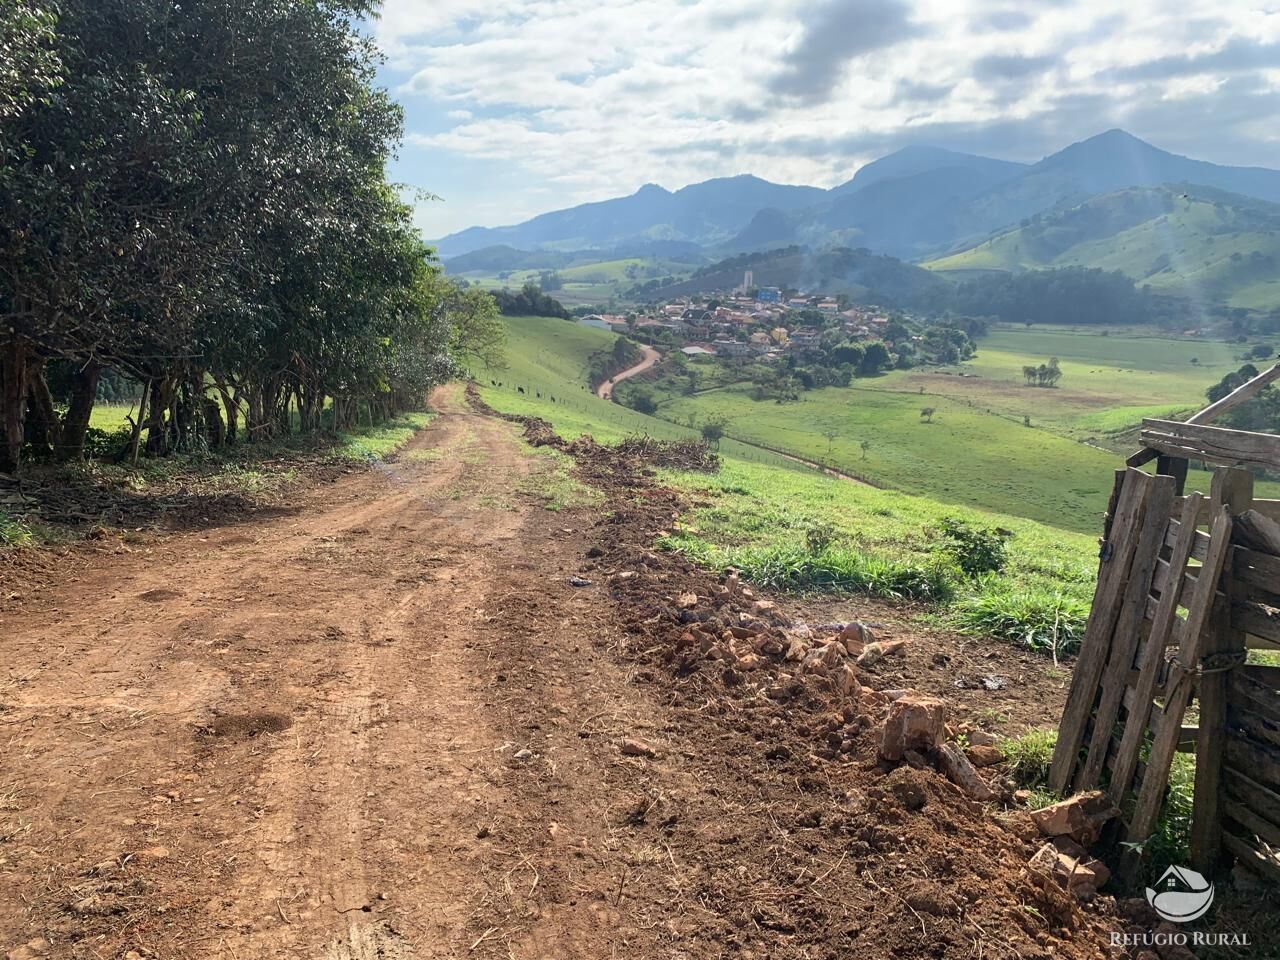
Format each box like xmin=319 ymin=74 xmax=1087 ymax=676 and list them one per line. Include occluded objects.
xmin=1030 ymin=837 xmax=1111 ymax=899
xmin=1030 ymin=790 xmax=1119 ymax=845
xmin=935 ymin=740 xmax=997 ymax=801
xmin=618 ymin=738 xmax=659 ymax=759
xmin=879 ymin=693 xmax=947 ymax=761
xmin=965 ymin=744 xmax=1005 ymax=767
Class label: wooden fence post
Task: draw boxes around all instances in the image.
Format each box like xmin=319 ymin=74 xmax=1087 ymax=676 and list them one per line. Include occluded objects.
xmin=1190 ymin=467 xmax=1253 ymax=873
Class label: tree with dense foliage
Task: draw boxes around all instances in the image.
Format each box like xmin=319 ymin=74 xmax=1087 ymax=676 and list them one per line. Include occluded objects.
xmin=936 ymin=266 xmax=1180 ymax=327
xmin=0 ymin=0 xmax=498 ymax=472
xmin=490 ymin=283 xmax=570 ymax=319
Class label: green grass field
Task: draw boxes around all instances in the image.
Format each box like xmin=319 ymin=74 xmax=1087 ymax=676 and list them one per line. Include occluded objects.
xmin=879 ymin=326 xmax=1251 ymax=441
xmin=658 ymin=381 xmax=1121 ymax=532
xmin=471 ymin=316 xmax=1108 ymax=656
xmin=483 ymin=319 xmax=1279 ymax=534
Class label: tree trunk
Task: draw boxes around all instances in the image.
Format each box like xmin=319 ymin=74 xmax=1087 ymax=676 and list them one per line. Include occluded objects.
xmin=56 ymin=361 xmax=101 ymax=461
xmin=144 ymin=377 xmax=175 ymax=455
xmin=203 ymin=396 xmax=225 ymax=448
xmin=127 ymin=380 xmax=150 ymax=465
xmin=0 ymin=339 xmax=31 ymax=473
xmin=25 ymin=361 xmax=59 ymax=459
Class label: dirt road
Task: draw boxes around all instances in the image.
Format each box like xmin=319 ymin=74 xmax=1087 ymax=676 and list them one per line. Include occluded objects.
xmin=595 ymin=345 xmax=660 ymax=400
xmin=0 ymin=385 xmax=1121 ymax=960
xmin=0 ymin=386 xmax=695 ymax=959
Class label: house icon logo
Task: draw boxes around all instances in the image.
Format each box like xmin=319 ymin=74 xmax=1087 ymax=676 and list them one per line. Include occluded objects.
xmin=1146 ymin=865 xmax=1215 ymax=922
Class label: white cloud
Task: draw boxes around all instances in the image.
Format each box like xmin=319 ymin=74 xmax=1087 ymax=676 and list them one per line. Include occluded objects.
xmin=377 ymin=0 xmax=1280 ymax=231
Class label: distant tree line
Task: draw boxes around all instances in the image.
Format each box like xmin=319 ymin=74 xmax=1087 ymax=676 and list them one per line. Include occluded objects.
xmin=491 ymin=283 xmax=571 ymax=319
xmin=0 ymin=0 xmax=501 ymax=472
xmin=933 ymin=266 xmax=1181 ymax=327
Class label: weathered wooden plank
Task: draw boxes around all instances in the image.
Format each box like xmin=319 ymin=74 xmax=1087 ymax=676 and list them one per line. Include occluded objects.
xmin=1143 ymin=419 xmax=1280 ymax=473
xmin=1233 ymin=601 xmax=1280 ymax=646
xmin=1223 ymin=799 xmax=1280 ymax=849
xmin=1152 ymin=557 xmax=1205 ymax=599
xmin=1177 ymin=496 xmax=1280 ymax=526
xmin=1191 ymin=468 xmax=1254 ymax=873
xmin=1236 ymin=509 xmax=1280 ymax=556
xmin=1158 ymin=455 xmax=1190 ymax=496
xmin=1225 ymin=736 xmax=1280 ymax=793
xmin=1131 ymin=506 xmax=1234 ymax=842
xmin=1234 ymin=545 xmax=1280 ymax=595
xmin=1229 ymin=707 xmax=1280 ymax=750
xmin=1222 ymin=767 xmax=1280 ymax=838
xmin=1110 ymin=493 xmax=1202 ymax=803
xmin=1234 ymin=670 xmax=1280 ymax=725
xmin=1163 ymin=518 xmax=1210 ymax=561
xmin=1244 ymin=663 xmax=1280 ymax=688
xmin=1050 ymin=470 xmax=1153 ymax=794
xmin=1079 ymin=475 xmax=1177 ymax=792
xmin=1221 ymin=832 xmax=1280 ymax=884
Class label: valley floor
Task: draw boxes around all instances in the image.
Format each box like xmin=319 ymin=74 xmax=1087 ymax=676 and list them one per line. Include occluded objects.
xmin=1 ymin=386 xmax=1124 ymax=959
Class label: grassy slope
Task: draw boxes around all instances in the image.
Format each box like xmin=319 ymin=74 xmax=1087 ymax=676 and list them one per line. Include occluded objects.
xmin=658 ymin=382 xmax=1119 ymax=532
xmin=649 ymin=325 xmax=1278 ymax=531
xmin=925 ymin=190 xmax=1280 ymax=310
xmin=472 ymin=316 xmax=806 ymax=471
xmin=476 ymin=315 xmax=1101 ymax=654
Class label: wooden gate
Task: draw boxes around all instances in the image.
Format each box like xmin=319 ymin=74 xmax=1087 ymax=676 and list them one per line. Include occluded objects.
xmin=1050 ymin=363 xmax=1280 ymax=881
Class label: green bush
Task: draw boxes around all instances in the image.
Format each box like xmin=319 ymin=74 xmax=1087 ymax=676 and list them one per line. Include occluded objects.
xmin=934 ymin=516 xmax=1008 ymax=577
xmin=0 ymin=511 xmax=34 ymax=547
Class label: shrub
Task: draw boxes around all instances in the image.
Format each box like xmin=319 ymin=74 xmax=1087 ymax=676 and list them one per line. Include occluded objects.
xmin=0 ymin=511 xmax=34 ymax=547
xmin=804 ymin=522 xmax=838 ymax=553
xmin=934 ymin=517 xmax=1007 ymax=577
xmin=700 ymin=418 xmax=726 ymax=445
xmin=628 ymin=390 xmax=658 ymax=415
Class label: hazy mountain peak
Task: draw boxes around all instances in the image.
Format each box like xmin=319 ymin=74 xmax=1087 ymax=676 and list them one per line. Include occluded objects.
xmin=834 ymin=144 xmax=1027 ymax=196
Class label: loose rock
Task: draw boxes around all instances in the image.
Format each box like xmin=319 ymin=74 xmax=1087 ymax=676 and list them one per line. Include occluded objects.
xmin=935 ymin=741 xmax=996 ymax=801
xmin=618 ymin=738 xmax=659 ymax=759
xmin=879 ymin=693 xmax=947 ymax=762
xmin=1030 ymin=790 xmax=1119 ymax=845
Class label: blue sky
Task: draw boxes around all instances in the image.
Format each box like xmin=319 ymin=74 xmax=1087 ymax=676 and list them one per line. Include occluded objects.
xmin=373 ymin=0 xmax=1280 ymax=241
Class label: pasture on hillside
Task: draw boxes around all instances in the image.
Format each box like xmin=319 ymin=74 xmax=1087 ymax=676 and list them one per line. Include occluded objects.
xmin=639 ymin=324 xmax=1279 ymax=532
xmin=473 ymin=315 xmax=1109 ymax=656
xmin=885 ymin=325 xmax=1250 ymax=438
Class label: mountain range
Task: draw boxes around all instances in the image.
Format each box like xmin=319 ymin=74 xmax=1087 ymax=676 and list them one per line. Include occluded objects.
xmin=436 ymin=130 xmax=1280 ymax=309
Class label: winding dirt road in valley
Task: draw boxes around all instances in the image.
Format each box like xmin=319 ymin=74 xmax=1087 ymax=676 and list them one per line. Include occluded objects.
xmin=595 ymin=345 xmax=661 ymax=399
xmin=0 ymin=385 xmax=688 ymax=959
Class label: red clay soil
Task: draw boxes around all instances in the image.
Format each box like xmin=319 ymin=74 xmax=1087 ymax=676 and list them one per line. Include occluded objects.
xmin=0 ymin=384 xmax=1134 ymax=959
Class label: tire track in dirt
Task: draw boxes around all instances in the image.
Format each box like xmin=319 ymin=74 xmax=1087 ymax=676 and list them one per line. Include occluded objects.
xmin=0 ymin=387 xmax=676 ymax=959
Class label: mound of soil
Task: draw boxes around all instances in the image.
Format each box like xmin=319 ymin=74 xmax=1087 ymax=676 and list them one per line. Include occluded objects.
xmin=509 ymin=389 xmax=1127 ymax=958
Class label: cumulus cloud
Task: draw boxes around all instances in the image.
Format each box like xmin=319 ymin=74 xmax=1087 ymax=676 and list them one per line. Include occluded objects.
xmin=766 ymin=0 xmax=923 ymax=104
xmin=374 ymin=0 xmax=1280 ymax=232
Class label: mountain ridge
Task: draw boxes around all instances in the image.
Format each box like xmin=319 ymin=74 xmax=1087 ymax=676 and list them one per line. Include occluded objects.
xmin=436 ymin=130 xmax=1280 ymax=299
